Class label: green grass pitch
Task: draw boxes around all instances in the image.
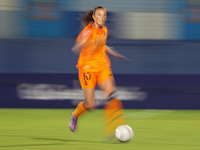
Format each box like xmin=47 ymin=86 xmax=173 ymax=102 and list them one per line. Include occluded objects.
xmin=0 ymin=109 xmax=200 ymax=150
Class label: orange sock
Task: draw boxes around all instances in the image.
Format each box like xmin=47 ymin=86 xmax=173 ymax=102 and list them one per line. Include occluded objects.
xmin=73 ymin=101 xmax=87 ymax=119
xmin=104 ymin=98 xmax=125 ymax=137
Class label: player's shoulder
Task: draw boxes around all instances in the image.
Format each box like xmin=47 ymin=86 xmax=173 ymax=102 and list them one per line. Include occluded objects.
xmin=81 ymin=23 xmax=93 ymax=34
xmin=78 ymin=23 xmax=93 ymax=39
xmin=83 ymin=22 xmax=93 ymax=31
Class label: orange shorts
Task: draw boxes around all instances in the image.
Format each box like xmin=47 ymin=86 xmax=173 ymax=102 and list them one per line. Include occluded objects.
xmin=79 ymin=67 xmax=113 ymax=89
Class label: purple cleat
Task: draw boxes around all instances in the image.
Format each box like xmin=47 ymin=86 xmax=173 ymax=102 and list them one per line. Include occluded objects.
xmin=69 ymin=111 xmax=77 ymax=132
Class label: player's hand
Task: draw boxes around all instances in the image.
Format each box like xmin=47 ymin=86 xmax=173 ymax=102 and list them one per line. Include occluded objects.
xmin=116 ymin=55 xmax=130 ymax=62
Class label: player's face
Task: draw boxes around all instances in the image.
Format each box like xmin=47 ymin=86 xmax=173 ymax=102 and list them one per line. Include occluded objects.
xmin=93 ymin=8 xmax=106 ymax=28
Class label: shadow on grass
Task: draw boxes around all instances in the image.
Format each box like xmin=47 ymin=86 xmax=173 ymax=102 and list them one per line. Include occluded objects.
xmin=31 ymin=137 xmax=104 ymax=144
xmin=0 ymin=135 xmax=113 ymax=146
xmin=0 ymin=143 xmax=63 ymax=147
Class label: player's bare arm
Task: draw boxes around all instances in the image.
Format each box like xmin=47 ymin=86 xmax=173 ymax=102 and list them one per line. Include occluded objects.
xmin=71 ymin=35 xmax=90 ymax=55
xmin=105 ymin=46 xmax=130 ymax=61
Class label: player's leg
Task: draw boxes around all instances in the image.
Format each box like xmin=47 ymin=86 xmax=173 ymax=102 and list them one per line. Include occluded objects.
xmin=69 ymin=88 xmax=95 ymax=132
xmin=98 ymin=69 xmax=125 ymax=138
xmin=69 ymin=69 xmax=96 ymax=132
xmin=72 ymin=88 xmax=95 ymax=117
xmin=104 ymin=97 xmax=124 ymax=142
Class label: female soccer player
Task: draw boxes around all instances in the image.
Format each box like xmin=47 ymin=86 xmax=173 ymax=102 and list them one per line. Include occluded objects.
xmin=69 ymin=6 xmax=129 ymax=139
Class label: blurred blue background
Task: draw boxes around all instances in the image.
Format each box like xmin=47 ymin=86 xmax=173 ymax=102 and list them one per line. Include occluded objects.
xmin=0 ymin=0 xmax=200 ymax=73
xmin=0 ymin=0 xmax=200 ymax=109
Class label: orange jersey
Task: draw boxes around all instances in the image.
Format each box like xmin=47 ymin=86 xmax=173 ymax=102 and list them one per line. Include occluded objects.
xmin=76 ymin=22 xmax=111 ymax=71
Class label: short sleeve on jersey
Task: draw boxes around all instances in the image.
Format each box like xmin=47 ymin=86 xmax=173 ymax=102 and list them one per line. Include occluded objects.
xmin=76 ymin=29 xmax=92 ymax=42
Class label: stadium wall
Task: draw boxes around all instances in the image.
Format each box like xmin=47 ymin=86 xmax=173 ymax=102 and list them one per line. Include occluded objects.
xmin=0 ymin=39 xmax=200 ymax=110
xmin=0 ymin=73 xmax=200 ymax=110
xmin=0 ymin=39 xmax=200 ymax=74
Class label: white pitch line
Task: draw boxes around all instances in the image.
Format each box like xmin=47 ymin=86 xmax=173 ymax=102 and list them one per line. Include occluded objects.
xmin=125 ymin=110 xmax=174 ymax=119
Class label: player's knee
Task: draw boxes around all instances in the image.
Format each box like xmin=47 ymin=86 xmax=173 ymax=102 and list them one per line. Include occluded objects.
xmin=108 ymin=91 xmax=118 ymax=100
xmin=101 ymin=91 xmax=118 ymax=107
xmin=84 ymin=101 xmax=93 ymax=109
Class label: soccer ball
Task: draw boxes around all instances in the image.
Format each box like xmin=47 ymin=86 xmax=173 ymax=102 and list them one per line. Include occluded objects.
xmin=115 ymin=125 xmax=134 ymax=142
